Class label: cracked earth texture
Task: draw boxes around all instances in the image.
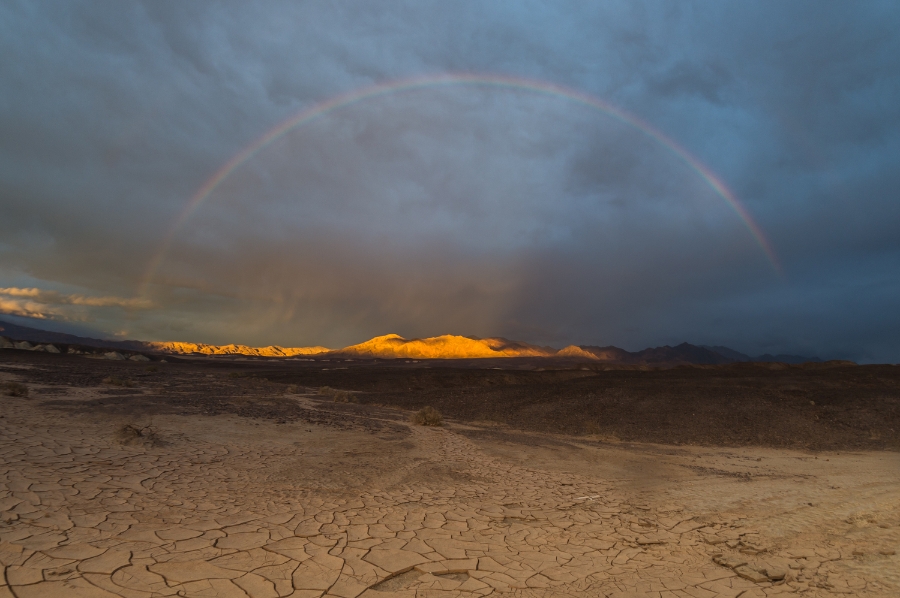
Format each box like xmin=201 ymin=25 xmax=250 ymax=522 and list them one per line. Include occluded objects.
xmin=1 ymin=356 xmax=898 ymax=598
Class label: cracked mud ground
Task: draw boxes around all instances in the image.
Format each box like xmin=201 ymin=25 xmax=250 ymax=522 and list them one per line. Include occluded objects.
xmin=1 ymin=353 xmax=898 ymax=597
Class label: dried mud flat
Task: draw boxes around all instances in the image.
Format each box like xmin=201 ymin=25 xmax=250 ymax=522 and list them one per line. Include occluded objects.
xmin=1 ymin=352 xmax=898 ymax=597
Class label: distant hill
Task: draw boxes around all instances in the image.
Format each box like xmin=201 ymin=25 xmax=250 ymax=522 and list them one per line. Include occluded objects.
xmin=700 ymin=344 xmax=822 ymax=364
xmin=0 ymin=318 xmax=825 ymax=365
xmin=557 ymin=345 xmax=632 ymax=361
xmin=700 ymin=345 xmax=753 ymax=362
xmin=145 ymin=341 xmax=330 ymax=357
xmin=754 ymin=353 xmax=822 ymax=364
xmin=558 ymin=342 xmax=731 ymax=365
xmin=0 ymin=320 xmax=147 ymax=351
xmin=637 ymin=342 xmax=733 ymax=365
xmin=0 ymin=320 xmax=330 ymax=357
xmin=334 ymin=334 xmax=555 ymax=359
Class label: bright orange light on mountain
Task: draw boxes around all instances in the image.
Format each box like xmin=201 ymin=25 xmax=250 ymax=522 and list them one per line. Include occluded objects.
xmin=144 ymin=334 xmax=657 ymax=360
xmin=147 ymin=341 xmax=330 ymax=357
xmin=147 ymin=334 xmax=558 ymax=359
xmin=336 ymin=334 xmax=553 ymax=359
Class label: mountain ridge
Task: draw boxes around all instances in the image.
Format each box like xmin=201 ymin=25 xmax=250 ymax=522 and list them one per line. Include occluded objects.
xmin=144 ymin=341 xmax=331 ymax=358
xmin=0 ymin=319 xmax=824 ymax=364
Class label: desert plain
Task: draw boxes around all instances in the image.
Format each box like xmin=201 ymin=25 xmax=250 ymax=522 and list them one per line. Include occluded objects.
xmin=0 ymin=350 xmax=898 ymax=598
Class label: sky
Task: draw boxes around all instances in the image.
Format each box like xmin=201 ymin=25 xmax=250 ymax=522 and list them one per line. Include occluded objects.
xmin=1 ymin=1 xmax=899 ymax=362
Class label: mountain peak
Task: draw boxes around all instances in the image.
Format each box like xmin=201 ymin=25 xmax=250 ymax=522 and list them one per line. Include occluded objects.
xmin=335 ymin=333 xmax=553 ymax=359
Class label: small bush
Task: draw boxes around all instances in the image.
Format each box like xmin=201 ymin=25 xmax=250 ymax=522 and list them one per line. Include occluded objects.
xmin=116 ymin=423 xmax=162 ymax=447
xmin=228 ymin=372 xmax=243 ymax=379
xmin=410 ymin=406 xmax=442 ymax=427
xmin=318 ymin=386 xmax=355 ymax=403
xmin=146 ymin=365 xmax=159 ymax=373
xmin=103 ymin=376 xmax=134 ymax=388
xmin=284 ymin=384 xmax=299 ymax=394
xmin=2 ymin=382 xmax=28 ymax=397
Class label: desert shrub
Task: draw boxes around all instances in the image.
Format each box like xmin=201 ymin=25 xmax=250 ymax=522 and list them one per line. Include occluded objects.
xmin=410 ymin=406 xmax=442 ymax=427
xmin=2 ymin=382 xmax=28 ymax=397
xmin=103 ymin=376 xmax=134 ymax=388
xmin=228 ymin=372 xmax=243 ymax=379
xmin=116 ymin=423 xmax=162 ymax=447
xmin=146 ymin=365 xmax=159 ymax=373
xmin=318 ymin=386 xmax=355 ymax=403
xmin=333 ymin=390 xmax=352 ymax=403
xmin=339 ymin=391 xmax=356 ymax=403
xmin=284 ymin=384 xmax=299 ymax=394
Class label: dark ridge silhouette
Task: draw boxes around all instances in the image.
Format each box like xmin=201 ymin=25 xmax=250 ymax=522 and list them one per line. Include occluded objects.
xmin=755 ymin=353 xmax=823 ymax=364
xmin=700 ymin=345 xmax=753 ymax=361
xmin=0 ymin=319 xmax=146 ymax=351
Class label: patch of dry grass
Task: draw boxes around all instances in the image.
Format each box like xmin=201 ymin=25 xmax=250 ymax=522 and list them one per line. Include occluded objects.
xmin=2 ymin=381 xmax=28 ymax=397
xmin=103 ymin=376 xmax=135 ymax=388
xmin=318 ymin=386 xmax=356 ymax=403
xmin=411 ymin=406 xmax=443 ymax=426
xmin=116 ymin=423 xmax=162 ymax=447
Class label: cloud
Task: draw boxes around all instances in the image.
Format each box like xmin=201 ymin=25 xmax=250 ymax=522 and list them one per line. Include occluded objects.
xmin=0 ymin=2 xmax=898 ymax=360
xmin=0 ymin=288 xmax=153 ymax=321
xmin=0 ymin=298 xmax=59 ymax=320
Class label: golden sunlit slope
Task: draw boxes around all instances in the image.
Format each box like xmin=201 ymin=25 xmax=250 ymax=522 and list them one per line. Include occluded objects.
xmin=330 ymin=334 xmax=556 ymax=359
xmin=138 ymin=335 xmax=737 ymax=362
xmin=147 ymin=342 xmax=330 ymax=357
xmin=147 ymin=334 xmax=554 ymax=359
xmin=335 ymin=334 xmax=556 ymax=359
xmin=556 ymin=345 xmax=601 ymax=359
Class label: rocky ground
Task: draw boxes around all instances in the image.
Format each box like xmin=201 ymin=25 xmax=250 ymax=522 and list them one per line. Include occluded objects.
xmin=0 ymin=350 xmax=898 ymax=597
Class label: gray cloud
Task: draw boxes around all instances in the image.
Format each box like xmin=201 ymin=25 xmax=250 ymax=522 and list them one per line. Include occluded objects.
xmin=0 ymin=0 xmax=898 ymax=361
xmin=0 ymin=286 xmax=152 ymax=327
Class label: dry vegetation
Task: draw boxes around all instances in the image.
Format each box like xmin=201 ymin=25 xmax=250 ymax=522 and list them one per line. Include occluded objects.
xmin=2 ymin=381 xmax=28 ymax=397
xmin=318 ymin=385 xmax=355 ymax=403
xmin=115 ymin=422 xmax=162 ymax=447
xmin=261 ymin=362 xmax=900 ymax=450
xmin=103 ymin=376 xmax=135 ymax=388
xmin=410 ymin=405 xmax=443 ymax=426
xmin=3 ymin=349 xmax=897 ymax=450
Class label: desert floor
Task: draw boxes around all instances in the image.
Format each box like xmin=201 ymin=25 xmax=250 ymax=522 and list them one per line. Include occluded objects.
xmin=1 ymin=353 xmax=898 ymax=597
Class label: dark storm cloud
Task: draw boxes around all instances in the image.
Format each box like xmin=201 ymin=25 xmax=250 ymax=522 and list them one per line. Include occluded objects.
xmin=0 ymin=0 xmax=898 ymax=361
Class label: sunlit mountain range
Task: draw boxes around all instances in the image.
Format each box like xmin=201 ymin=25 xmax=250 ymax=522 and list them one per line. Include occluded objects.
xmin=0 ymin=319 xmax=823 ymax=365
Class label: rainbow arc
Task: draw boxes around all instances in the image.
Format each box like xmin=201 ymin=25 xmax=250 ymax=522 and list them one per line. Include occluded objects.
xmin=140 ymin=73 xmax=781 ymax=297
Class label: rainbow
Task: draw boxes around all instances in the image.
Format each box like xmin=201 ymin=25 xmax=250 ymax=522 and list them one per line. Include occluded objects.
xmin=140 ymin=73 xmax=781 ymax=295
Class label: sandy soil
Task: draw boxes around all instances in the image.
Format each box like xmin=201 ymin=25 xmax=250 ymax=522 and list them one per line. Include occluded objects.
xmin=1 ymin=354 xmax=898 ymax=597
